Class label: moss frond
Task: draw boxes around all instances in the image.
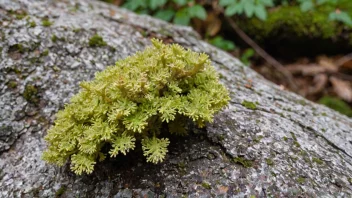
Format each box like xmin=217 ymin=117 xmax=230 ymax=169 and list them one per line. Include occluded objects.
xmin=142 ymin=137 xmax=170 ymax=164
xmin=42 ymin=38 xmax=230 ymax=175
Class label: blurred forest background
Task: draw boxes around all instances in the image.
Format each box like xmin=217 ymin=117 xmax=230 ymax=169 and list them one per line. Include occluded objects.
xmin=101 ymin=0 xmax=352 ymax=117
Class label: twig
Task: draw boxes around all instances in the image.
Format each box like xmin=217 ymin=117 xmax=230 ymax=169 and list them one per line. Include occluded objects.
xmin=225 ymin=17 xmax=298 ymax=91
xmin=329 ymin=72 xmax=352 ymax=81
xmin=335 ymin=52 xmax=352 ymax=67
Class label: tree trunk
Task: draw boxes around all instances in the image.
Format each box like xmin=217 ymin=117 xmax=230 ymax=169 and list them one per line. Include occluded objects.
xmin=0 ymin=0 xmax=351 ymax=197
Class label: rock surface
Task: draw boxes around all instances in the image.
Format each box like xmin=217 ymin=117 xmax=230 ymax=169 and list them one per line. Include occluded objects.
xmin=0 ymin=0 xmax=352 ymax=197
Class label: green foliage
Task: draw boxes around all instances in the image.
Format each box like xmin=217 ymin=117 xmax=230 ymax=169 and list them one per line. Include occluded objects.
xmin=319 ymin=96 xmax=352 ymax=117
xmin=238 ymin=5 xmax=349 ymax=42
xmin=208 ymin=36 xmax=236 ymax=51
xmin=42 ymin=39 xmax=230 ymax=175
xmin=88 ymin=34 xmax=107 ymax=47
xmin=297 ymin=0 xmax=352 ymax=26
xmin=220 ymin=0 xmax=274 ymax=21
xmin=329 ymin=11 xmax=352 ymax=26
xmin=240 ymin=48 xmax=255 ymax=66
xmin=121 ymin=0 xmax=207 ymax=26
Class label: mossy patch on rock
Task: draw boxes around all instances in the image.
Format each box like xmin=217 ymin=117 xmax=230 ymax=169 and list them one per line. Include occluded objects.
xmin=241 ymin=100 xmax=257 ymax=110
xmin=42 ymin=19 xmax=53 ymax=27
xmin=88 ymin=34 xmax=107 ymax=47
xmin=233 ymin=157 xmax=253 ymax=168
xmin=23 ymin=84 xmax=39 ymax=104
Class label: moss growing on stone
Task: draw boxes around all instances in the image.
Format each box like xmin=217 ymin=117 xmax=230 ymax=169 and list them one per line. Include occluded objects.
xmin=238 ymin=5 xmax=352 ymax=44
xmin=42 ymin=39 xmax=230 ymax=175
xmin=201 ymin=182 xmax=211 ymax=189
xmin=23 ymin=84 xmax=39 ymax=104
xmin=41 ymin=49 xmax=49 ymax=56
xmin=55 ymin=186 xmax=66 ymax=197
xmin=51 ymin=35 xmax=58 ymax=43
xmin=233 ymin=157 xmax=253 ymax=168
xmin=312 ymin=157 xmax=324 ymax=165
xmin=297 ymin=177 xmax=306 ymax=184
xmin=265 ymin=158 xmax=274 ymax=166
xmin=7 ymin=81 xmax=18 ymax=89
xmin=42 ymin=19 xmax=53 ymax=27
xmin=9 ymin=44 xmax=26 ymax=53
xmin=348 ymin=178 xmax=352 ymax=185
xmin=241 ymin=100 xmax=257 ymax=110
xmin=88 ymin=34 xmax=107 ymax=47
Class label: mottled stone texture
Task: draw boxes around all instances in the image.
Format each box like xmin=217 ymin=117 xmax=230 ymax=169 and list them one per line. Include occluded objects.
xmin=0 ymin=0 xmax=351 ymax=197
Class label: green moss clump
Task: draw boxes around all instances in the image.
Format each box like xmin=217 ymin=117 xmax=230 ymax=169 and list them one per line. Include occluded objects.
xmin=55 ymin=186 xmax=66 ymax=197
xmin=42 ymin=19 xmax=53 ymax=27
xmin=241 ymin=100 xmax=257 ymax=110
xmin=23 ymin=84 xmax=39 ymax=104
xmin=233 ymin=157 xmax=253 ymax=168
xmin=265 ymin=158 xmax=274 ymax=166
xmin=42 ymin=39 xmax=230 ymax=175
xmin=312 ymin=157 xmax=324 ymax=165
xmin=15 ymin=13 xmax=27 ymax=20
xmin=297 ymin=177 xmax=306 ymax=184
xmin=201 ymin=182 xmax=211 ymax=189
xmin=7 ymin=81 xmax=18 ymax=89
xmin=51 ymin=35 xmax=58 ymax=43
xmin=41 ymin=49 xmax=49 ymax=56
xmin=9 ymin=44 xmax=26 ymax=53
xmin=29 ymin=21 xmax=36 ymax=28
xmin=239 ymin=6 xmax=347 ymax=42
xmin=319 ymin=96 xmax=352 ymax=117
xmin=88 ymin=34 xmax=107 ymax=47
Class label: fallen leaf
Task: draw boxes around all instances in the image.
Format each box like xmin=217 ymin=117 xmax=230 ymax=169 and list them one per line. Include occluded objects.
xmin=206 ymin=12 xmax=221 ymax=36
xmin=330 ymin=76 xmax=352 ymax=102
xmin=308 ymin=74 xmax=328 ymax=95
xmin=317 ymin=56 xmax=338 ymax=72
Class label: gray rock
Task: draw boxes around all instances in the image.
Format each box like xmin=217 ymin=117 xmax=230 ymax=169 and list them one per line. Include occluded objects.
xmin=0 ymin=0 xmax=351 ymax=197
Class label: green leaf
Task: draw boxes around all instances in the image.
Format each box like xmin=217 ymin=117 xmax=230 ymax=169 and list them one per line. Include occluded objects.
xmin=317 ymin=0 xmax=337 ymax=5
xmin=259 ymin=0 xmax=274 ymax=7
xmin=219 ymin=0 xmax=234 ymax=6
xmin=173 ymin=9 xmax=191 ymax=25
xmin=188 ymin=5 xmax=207 ymax=20
xmin=173 ymin=0 xmax=188 ymax=6
xmin=224 ymin=3 xmax=243 ymax=16
xmin=254 ymin=4 xmax=267 ymax=21
xmin=122 ymin=0 xmax=147 ymax=11
xmin=240 ymin=48 xmax=255 ymax=66
xmin=329 ymin=11 xmax=352 ymax=26
xmin=300 ymin=1 xmax=314 ymax=12
xmin=148 ymin=0 xmax=167 ymax=10
xmin=208 ymin=36 xmax=236 ymax=51
xmin=154 ymin=9 xmax=175 ymax=21
xmin=244 ymin=1 xmax=255 ymax=17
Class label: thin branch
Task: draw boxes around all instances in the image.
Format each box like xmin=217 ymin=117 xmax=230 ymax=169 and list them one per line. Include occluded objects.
xmin=225 ymin=17 xmax=298 ymax=91
xmin=335 ymin=52 xmax=352 ymax=68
